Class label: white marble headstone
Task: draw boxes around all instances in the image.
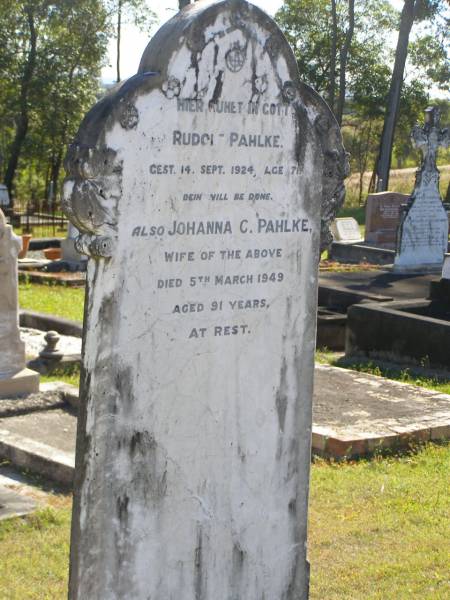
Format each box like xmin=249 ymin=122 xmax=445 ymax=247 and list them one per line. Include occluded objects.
xmin=331 ymin=217 xmax=362 ymax=243
xmin=63 ymin=1 xmax=347 ymax=598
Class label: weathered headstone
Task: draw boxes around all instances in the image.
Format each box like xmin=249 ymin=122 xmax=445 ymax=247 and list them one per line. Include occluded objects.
xmin=394 ymin=107 xmax=449 ymax=273
xmin=63 ymin=1 xmax=347 ymax=598
xmin=364 ymin=191 xmax=409 ymax=248
xmin=0 ymin=209 xmax=40 ymax=397
xmin=330 ymin=216 xmax=362 ymax=244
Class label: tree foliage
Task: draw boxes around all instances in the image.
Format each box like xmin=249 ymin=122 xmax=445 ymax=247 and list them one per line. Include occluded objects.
xmin=0 ymin=0 xmax=108 ymax=206
xmin=276 ymin=0 xmax=449 ymax=202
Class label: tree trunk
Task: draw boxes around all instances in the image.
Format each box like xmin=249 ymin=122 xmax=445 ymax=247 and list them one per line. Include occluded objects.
xmin=373 ymin=0 xmax=416 ymax=191
xmin=328 ymin=0 xmax=337 ymax=114
xmin=116 ymin=0 xmax=122 ymax=82
xmin=4 ymin=7 xmax=37 ymax=209
xmin=335 ymin=0 xmax=354 ymax=126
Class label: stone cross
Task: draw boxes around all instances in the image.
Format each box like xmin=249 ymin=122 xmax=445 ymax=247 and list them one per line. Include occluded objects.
xmin=0 ymin=208 xmax=39 ymax=396
xmin=394 ymin=107 xmax=449 ymax=273
xmin=63 ymin=1 xmax=348 ymax=598
xmin=411 ymin=106 xmax=450 ymax=189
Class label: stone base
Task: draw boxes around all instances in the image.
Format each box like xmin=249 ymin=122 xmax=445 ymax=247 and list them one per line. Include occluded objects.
xmin=0 ymin=369 xmax=40 ymax=399
xmin=392 ymin=262 xmax=443 ymax=274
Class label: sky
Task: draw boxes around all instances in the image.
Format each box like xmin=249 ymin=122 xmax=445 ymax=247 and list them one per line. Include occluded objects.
xmin=102 ymin=0 xmax=406 ymax=83
xmin=103 ymin=1 xmax=284 ymax=82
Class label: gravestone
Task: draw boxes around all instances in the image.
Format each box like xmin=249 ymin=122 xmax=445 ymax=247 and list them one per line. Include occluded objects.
xmin=394 ymin=107 xmax=449 ymax=273
xmin=63 ymin=1 xmax=347 ymax=598
xmin=0 ymin=184 xmax=9 ymax=208
xmin=330 ymin=217 xmax=362 ymax=243
xmin=364 ymin=191 xmax=409 ymax=248
xmin=0 ymin=209 xmax=40 ymax=397
xmin=61 ymin=223 xmax=88 ymax=269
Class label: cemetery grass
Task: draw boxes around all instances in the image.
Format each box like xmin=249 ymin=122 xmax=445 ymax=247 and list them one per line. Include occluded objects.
xmin=19 ymin=282 xmax=84 ymax=322
xmin=0 ymin=444 xmax=448 ymax=599
xmin=309 ymin=442 xmax=450 ymax=599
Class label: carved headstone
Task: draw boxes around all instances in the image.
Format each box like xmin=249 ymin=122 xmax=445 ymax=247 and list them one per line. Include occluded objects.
xmin=365 ymin=191 xmax=409 ymax=248
xmin=63 ymin=1 xmax=347 ymax=598
xmin=0 ymin=209 xmax=39 ymax=397
xmin=394 ymin=107 xmax=449 ymax=273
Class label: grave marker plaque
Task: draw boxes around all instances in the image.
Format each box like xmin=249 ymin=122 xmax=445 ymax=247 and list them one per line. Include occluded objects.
xmin=63 ymin=1 xmax=347 ymax=598
xmin=331 ymin=217 xmax=362 ymax=243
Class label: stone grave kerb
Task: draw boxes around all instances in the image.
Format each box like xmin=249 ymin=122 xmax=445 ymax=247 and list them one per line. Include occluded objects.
xmin=63 ymin=1 xmax=348 ymax=598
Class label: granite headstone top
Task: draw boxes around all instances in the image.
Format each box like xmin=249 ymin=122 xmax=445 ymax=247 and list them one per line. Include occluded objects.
xmin=0 ymin=209 xmax=39 ymax=397
xmin=63 ymin=1 xmax=348 ymax=598
xmin=394 ymin=107 xmax=449 ymax=273
xmin=331 ymin=216 xmax=362 ymax=244
xmin=364 ymin=191 xmax=409 ymax=249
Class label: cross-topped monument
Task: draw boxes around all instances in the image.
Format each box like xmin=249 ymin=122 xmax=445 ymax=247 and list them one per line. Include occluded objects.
xmin=0 ymin=209 xmax=39 ymax=397
xmin=394 ymin=106 xmax=449 ymax=272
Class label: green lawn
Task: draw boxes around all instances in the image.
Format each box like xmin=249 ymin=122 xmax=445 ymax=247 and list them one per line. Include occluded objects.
xmin=0 ymin=444 xmax=448 ymax=598
xmin=19 ymin=282 xmax=84 ymax=323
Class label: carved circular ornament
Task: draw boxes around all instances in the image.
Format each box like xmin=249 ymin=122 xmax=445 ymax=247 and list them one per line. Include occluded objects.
xmin=162 ymin=77 xmax=181 ymax=99
xmin=225 ymin=43 xmax=247 ymax=73
xmin=282 ymin=81 xmax=296 ymax=102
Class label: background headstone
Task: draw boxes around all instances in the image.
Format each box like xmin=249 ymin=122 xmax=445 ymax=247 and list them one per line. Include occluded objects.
xmin=394 ymin=107 xmax=449 ymax=273
xmin=63 ymin=1 xmax=347 ymax=598
xmin=0 ymin=184 xmax=9 ymax=208
xmin=364 ymin=191 xmax=409 ymax=248
xmin=0 ymin=209 xmax=39 ymax=397
xmin=61 ymin=223 xmax=88 ymax=268
xmin=331 ymin=217 xmax=362 ymax=244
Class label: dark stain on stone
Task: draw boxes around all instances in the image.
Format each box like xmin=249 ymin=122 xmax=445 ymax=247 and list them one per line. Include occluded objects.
xmin=116 ymin=494 xmax=129 ymax=523
xmin=114 ymin=365 xmax=136 ymax=407
xmin=288 ymin=498 xmax=297 ymax=516
xmin=276 ymin=356 xmax=288 ymax=433
xmin=194 ymin=527 xmax=204 ymax=600
xmin=232 ymin=541 xmax=245 ymax=572
xmin=130 ymin=430 xmax=157 ymax=456
xmin=210 ymin=70 xmax=224 ymax=104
